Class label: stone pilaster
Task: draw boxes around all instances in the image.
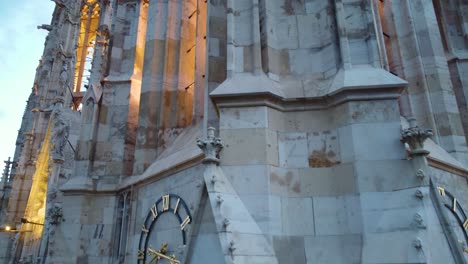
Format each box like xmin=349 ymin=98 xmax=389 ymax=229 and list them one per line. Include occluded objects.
xmin=197 ymin=128 xmax=278 ymax=263
xmin=134 ymin=0 xmax=205 ymax=174
xmin=383 ymin=0 xmax=468 ymax=164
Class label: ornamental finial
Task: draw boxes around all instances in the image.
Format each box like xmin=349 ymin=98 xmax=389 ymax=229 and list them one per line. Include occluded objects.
xmin=197 ymin=127 xmax=223 ymax=164
xmin=401 ymin=117 xmax=433 ymax=156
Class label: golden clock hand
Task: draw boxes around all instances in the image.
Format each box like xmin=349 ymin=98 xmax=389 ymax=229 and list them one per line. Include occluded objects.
xmin=147 ymin=255 xmax=159 ymax=264
xmin=168 ymin=254 xmax=181 ymax=264
xmin=148 ymin=248 xmax=181 ymax=264
xmin=147 ymin=248 xmax=161 ymax=264
xmin=159 ymin=242 xmax=168 ymax=254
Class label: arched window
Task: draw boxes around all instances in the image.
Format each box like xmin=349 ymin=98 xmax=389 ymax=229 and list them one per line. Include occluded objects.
xmin=74 ymin=0 xmax=100 ymax=95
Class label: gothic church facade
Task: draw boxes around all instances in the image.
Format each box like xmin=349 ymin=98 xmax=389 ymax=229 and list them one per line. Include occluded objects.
xmin=1 ymin=0 xmax=468 ymax=263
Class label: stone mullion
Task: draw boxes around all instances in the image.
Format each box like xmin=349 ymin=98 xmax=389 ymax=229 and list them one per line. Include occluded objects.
xmin=123 ymin=1 xmax=149 ymax=176
xmin=79 ymin=0 xmax=145 ymax=178
xmin=406 ymin=0 xmax=467 ymax=163
xmin=388 ymin=1 xmax=438 ymax=141
xmin=334 ymin=0 xmax=352 ymax=70
xmin=161 ymin=0 xmax=183 ymax=129
xmin=204 ymin=0 xmax=227 ymax=131
xmin=226 ymin=0 xmax=258 ymax=76
xmin=370 ymin=0 xmax=390 ymax=70
xmin=365 ymin=0 xmax=383 ymax=68
xmin=455 ymin=0 xmax=468 ymax=38
xmin=108 ymin=1 xmax=142 ymax=77
xmin=336 ymin=0 xmax=385 ymax=69
xmin=75 ymin=6 xmax=93 ymax=94
xmin=73 ymin=1 xmax=113 ymax=179
xmin=80 ymin=2 xmax=136 ymax=179
xmin=377 ymin=0 xmax=413 ymax=117
xmin=433 ymin=0 xmax=456 ymax=54
xmin=435 ymin=0 xmax=468 ymax=144
xmin=192 ymin=0 xmax=207 ymax=126
xmin=134 ymin=0 xmax=170 ymax=174
xmin=175 ymin=0 xmax=197 ymax=128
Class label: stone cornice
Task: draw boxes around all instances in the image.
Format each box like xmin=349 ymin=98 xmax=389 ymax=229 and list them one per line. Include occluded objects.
xmin=211 ymin=67 xmax=407 ymax=110
xmin=211 ymin=85 xmax=405 ymax=111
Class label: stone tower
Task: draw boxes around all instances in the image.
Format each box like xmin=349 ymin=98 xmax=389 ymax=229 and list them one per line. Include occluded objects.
xmin=1 ymin=0 xmax=468 ymax=263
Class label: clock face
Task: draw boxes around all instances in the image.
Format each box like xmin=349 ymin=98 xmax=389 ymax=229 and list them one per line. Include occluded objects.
xmin=138 ymin=194 xmax=192 ymax=264
xmin=437 ymin=187 xmax=468 ymax=254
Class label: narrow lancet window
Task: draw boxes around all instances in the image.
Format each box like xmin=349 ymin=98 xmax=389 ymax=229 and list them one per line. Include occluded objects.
xmin=74 ymin=0 xmax=100 ymax=99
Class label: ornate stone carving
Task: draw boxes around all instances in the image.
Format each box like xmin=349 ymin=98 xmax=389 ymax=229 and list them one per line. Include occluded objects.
xmin=401 ymin=119 xmax=433 ymax=156
xmin=37 ymin=24 xmax=53 ymax=31
xmin=413 ymin=213 xmax=426 ymax=229
xmin=51 ymin=0 xmax=69 ymax=9
xmin=413 ymin=238 xmax=423 ymax=250
xmin=59 ymin=59 xmax=71 ymax=95
xmin=414 ymin=189 xmax=424 ymax=199
xmin=56 ymin=41 xmax=72 ymax=58
xmin=50 ymin=100 xmax=70 ymax=162
xmin=96 ymin=25 xmax=110 ymax=46
xmin=65 ymin=10 xmax=79 ymax=25
xmin=416 ymin=169 xmax=425 ymax=180
xmin=197 ymin=127 xmax=223 ymax=164
xmin=47 ymin=204 xmax=64 ymax=225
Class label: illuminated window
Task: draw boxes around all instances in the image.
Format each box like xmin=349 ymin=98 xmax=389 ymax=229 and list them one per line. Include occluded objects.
xmin=74 ymin=0 xmax=100 ymax=96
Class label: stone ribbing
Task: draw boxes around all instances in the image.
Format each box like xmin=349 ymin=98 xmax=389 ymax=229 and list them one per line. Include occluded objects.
xmin=134 ymin=0 xmax=204 ymax=174
xmin=75 ymin=1 xmax=147 ymax=178
xmin=382 ymin=0 xmax=468 ymax=163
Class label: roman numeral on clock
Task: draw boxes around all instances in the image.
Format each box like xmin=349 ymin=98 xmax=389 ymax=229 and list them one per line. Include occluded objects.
xmin=138 ymin=250 xmax=145 ymax=260
xmin=180 ymin=216 xmax=191 ymax=231
xmin=163 ymin=195 xmax=170 ymax=211
xmin=150 ymin=204 xmax=158 ymax=220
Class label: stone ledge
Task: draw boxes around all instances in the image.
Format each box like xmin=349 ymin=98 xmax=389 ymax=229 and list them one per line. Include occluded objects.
xmin=60 ymin=144 xmax=203 ymax=194
xmin=211 ymin=67 xmax=406 ymax=111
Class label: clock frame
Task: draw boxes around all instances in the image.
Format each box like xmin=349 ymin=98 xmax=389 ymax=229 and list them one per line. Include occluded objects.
xmin=138 ymin=193 xmax=192 ymax=263
xmin=437 ymin=187 xmax=468 ymax=253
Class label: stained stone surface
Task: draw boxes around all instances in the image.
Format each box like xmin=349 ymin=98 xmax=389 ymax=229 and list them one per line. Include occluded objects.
xmin=2 ymin=0 xmax=468 ymax=264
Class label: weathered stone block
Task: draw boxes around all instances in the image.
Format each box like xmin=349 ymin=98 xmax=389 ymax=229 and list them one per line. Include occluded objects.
xmin=299 ymin=163 xmax=356 ymax=196
xmin=266 ymin=47 xmax=290 ymax=76
xmin=362 ymin=230 xmax=426 ymax=263
xmin=304 ymin=234 xmax=362 ymax=264
xmin=278 ymin=132 xmax=309 ymax=168
xmin=313 ymin=195 xmax=362 ymax=235
xmin=338 ymin=122 xmax=406 ymax=162
xmin=267 ymin=16 xmax=299 ymax=49
xmin=307 ymin=130 xmax=340 ymax=168
xmin=220 ymin=107 xmax=268 ymax=129
xmin=281 ymin=197 xmax=314 ymax=236
xmin=273 ymin=236 xmax=307 ymax=264
xmin=223 ymin=165 xmax=269 ymax=195
xmin=221 ymin=128 xmax=278 ymax=166
xmin=355 ymin=160 xmax=418 ymax=192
